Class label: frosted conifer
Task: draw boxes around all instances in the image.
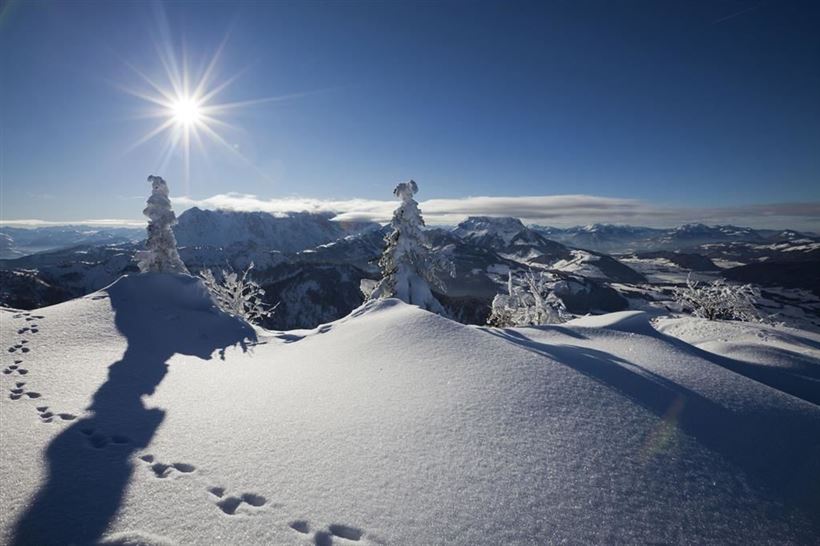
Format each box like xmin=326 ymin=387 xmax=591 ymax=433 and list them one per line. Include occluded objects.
xmin=369 ymin=180 xmax=453 ymax=314
xmin=136 ymin=175 xmax=189 ymax=274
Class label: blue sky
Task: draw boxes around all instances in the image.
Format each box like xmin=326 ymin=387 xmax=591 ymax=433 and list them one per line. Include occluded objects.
xmin=1 ymin=0 xmax=819 ymax=229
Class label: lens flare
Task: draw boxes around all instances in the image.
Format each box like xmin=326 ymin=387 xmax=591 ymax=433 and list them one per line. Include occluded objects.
xmin=171 ymin=98 xmax=201 ymax=126
xmin=118 ymin=27 xmax=308 ymax=190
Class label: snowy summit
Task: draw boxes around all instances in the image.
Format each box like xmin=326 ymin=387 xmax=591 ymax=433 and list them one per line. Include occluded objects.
xmin=1 ymin=269 xmax=819 ymax=544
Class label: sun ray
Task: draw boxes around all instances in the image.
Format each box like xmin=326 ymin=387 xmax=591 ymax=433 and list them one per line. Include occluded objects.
xmin=120 ymin=18 xmax=322 ymax=189
xmin=125 ymin=117 xmax=178 ymax=154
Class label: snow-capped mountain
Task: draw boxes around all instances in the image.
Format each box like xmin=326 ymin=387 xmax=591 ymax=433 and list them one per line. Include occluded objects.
xmin=295 ymin=225 xmax=390 ymax=272
xmin=695 ymin=239 xmax=820 ymax=265
xmin=532 ymin=224 xmax=664 ymax=254
xmin=2 ymin=275 xmax=818 ymax=544
xmin=0 ymin=243 xmax=140 ymax=300
xmin=764 ymin=229 xmax=816 ymax=242
xmin=453 ymin=216 xmax=571 ymax=261
xmin=531 ymin=223 xmax=786 ymax=253
xmin=450 ymin=218 xmax=645 ymax=284
xmin=0 ymin=233 xmax=22 ymax=260
xmin=0 ymin=226 xmax=144 ymax=258
xmin=3 ymin=212 xmax=818 ymax=331
xmin=173 ymin=208 xmax=378 ymax=252
xmin=659 ymin=223 xmax=764 ymax=247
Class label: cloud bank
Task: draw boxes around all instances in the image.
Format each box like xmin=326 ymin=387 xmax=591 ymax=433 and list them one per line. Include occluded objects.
xmin=171 ymin=192 xmax=820 ymax=231
xmin=3 ymin=194 xmax=818 ymax=231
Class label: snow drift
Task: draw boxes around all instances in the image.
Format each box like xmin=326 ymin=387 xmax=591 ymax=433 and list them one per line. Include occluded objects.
xmin=1 ymin=273 xmax=819 ymax=545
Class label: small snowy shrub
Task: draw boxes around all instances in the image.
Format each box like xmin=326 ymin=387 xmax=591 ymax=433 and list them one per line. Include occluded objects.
xmin=488 ymin=270 xmax=569 ymax=327
xmin=369 ymin=180 xmax=454 ymax=313
xmin=673 ymin=275 xmax=762 ymax=322
xmin=136 ymin=175 xmax=189 ymax=274
xmin=199 ymin=263 xmax=275 ymax=324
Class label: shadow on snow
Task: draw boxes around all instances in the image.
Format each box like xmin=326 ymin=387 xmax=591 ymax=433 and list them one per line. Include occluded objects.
xmin=486 ymin=324 xmax=820 ymax=538
xmin=12 ymin=274 xmax=255 ymax=546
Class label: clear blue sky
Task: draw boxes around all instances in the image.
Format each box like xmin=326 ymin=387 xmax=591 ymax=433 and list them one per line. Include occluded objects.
xmin=1 ymin=0 xmax=819 ymax=227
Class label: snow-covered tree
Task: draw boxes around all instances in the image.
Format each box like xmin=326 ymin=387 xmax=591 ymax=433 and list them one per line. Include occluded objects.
xmin=199 ymin=263 xmax=276 ymax=324
xmin=368 ymin=180 xmax=453 ymax=314
xmin=673 ymin=275 xmax=762 ymax=322
xmin=136 ymin=175 xmax=189 ymax=274
xmin=488 ymin=270 xmax=569 ymax=327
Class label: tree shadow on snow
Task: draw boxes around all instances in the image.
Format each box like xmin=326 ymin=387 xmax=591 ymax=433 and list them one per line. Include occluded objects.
xmin=12 ymin=274 xmax=255 ymax=546
xmin=487 ymin=328 xmax=820 ymax=538
xmin=657 ymin=332 xmax=820 ymax=407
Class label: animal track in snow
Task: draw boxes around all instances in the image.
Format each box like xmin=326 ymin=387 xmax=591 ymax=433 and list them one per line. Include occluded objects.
xmin=328 ymin=524 xmax=364 ymax=541
xmin=289 ymin=520 xmax=366 ymax=544
xmin=207 ymin=486 xmax=267 ymax=515
xmin=8 ymin=383 xmax=40 ymax=401
xmin=138 ymin=454 xmax=197 ymax=479
xmin=78 ymin=427 xmax=130 ymax=449
xmin=35 ymin=406 xmax=77 ymax=423
xmin=8 ymin=343 xmax=30 ymax=354
xmin=3 ymin=363 xmax=28 ymax=375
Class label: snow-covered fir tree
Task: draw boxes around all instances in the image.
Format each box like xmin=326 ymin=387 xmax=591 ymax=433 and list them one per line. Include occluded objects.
xmin=369 ymin=180 xmax=453 ymax=314
xmin=136 ymin=175 xmax=189 ymax=274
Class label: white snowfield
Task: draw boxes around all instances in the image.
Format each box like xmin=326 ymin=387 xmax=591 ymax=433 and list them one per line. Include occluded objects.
xmin=1 ymin=273 xmax=819 ymax=545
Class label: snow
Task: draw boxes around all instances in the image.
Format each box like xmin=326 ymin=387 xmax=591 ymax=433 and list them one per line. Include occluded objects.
xmin=173 ymin=208 xmax=375 ymax=253
xmin=136 ymin=176 xmax=188 ymax=275
xmin=2 ymin=273 xmax=819 ymax=544
xmin=551 ymin=250 xmax=607 ymax=279
xmin=655 ymin=316 xmax=820 ymax=405
xmin=452 ymin=216 xmax=526 ymax=246
xmin=370 ymin=181 xmax=449 ymax=313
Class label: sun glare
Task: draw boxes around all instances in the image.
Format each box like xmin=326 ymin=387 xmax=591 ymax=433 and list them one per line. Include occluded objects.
xmin=171 ymin=98 xmax=202 ymax=126
xmin=121 ymin=28 xmax=311 ymax=190
xmin=120 ymin=35 xmax=262 ymax=189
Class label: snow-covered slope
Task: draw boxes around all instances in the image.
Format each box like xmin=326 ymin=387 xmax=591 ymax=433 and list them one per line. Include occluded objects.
xmin=531 ymin=223 xmax=777 ymax=253
xmin=532 ymin=224 xmax=664 ymax=253
xmin=2 ymin=274 xmax=819 ymax=544
xmin=654 ymin=316 xmax=820 ymax=405
xmin=174 ymin=208 xmax=377 ymax=252
xmin=452 ymin=216 xmax=571 ymax=262
xmin=0 ymin=226 xmax=144 ymax=258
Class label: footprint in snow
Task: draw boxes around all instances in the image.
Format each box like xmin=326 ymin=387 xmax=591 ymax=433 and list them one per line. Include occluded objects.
xmin=206 ymin=486 xmax=267 ymax=515
xmin=8 ymin=384 xmax=40 ymax=401
xmin=78 ymin=427 xmax=131 ymax=449
xmin=138 ymin=454 xmax=196 ymax=478
xmin=290 ymin=520 xmax=366 ymax=544
xmin=3 ymin=363 xmax=28 ymax=375
xmin=35 ymin=406 xmax=77 ymax=423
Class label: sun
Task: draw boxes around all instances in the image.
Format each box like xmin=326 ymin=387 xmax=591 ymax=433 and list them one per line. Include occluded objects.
xmin=120 ymin=30 xmax=314 ymax=190
xmin=170 ymin=97 xmax=202 ymax=126
xmin=119 ymin=36 xmax=254 ymax=188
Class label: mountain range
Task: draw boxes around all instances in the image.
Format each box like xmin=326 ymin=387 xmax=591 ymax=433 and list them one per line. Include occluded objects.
xmin=2 ymin=210 xmax=818 ymax=331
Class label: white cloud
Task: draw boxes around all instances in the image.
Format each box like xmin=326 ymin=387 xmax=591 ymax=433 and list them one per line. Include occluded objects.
xmin=171 ymin=193 xmax=820 ymax=231
xmin=3 ymin=195 xmax=818 ymax=231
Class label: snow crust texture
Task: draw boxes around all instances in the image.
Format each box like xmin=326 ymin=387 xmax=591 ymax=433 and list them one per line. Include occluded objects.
xmin=1 ymin=277 xmax=819 ymax=545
